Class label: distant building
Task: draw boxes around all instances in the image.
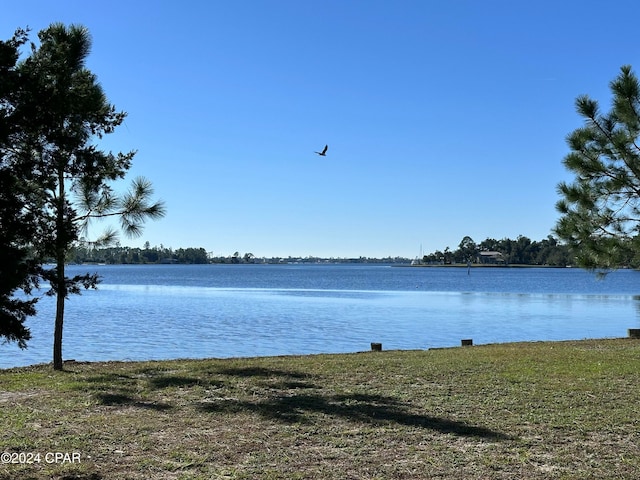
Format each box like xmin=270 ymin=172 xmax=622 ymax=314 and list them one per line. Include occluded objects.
xmin=477 ymin=251 xmax=505 ymax=264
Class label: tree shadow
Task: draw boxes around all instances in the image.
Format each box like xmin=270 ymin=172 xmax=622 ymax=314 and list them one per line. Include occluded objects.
xmin=214 ymin=366 xmax=310 ymax=379
xmin=80 ymin=366 xmax=512 ymax=439
xmin=148 ymin=375 xmax=223 ymax=389
xmin=198 ymin=372 xmax=511 ymax=440
xmin=81 ymin=371 xmax=219 ymax=410
xmin=96 ymin=392 xmax=172 ymax=411
xmin=212 ymin=365 xmax=317 ymax=390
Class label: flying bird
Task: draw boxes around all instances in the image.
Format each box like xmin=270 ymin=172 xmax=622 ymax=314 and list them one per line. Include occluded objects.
xmin=315 ymin=145 xmax=328 ymax=156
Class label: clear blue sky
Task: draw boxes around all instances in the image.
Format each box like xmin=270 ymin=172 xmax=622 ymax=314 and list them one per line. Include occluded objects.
xmin=4 ymin=1 xmax=640 ymax=258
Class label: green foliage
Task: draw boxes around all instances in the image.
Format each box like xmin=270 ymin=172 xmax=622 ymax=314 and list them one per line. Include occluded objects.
xmin=70 ymin=245 xmax=210 ymax=264
xmin=0 ymin=28 xmax=40 ymax=348
xmin=2 ymin=23 xmax=165 ymax=367
xmin=457 ymin=235 xmax=477 ymax=262
xmin=422 ymin=235 xmax=572 ymax=266
xmin=556 ymin=65 xmax=640 ymax=271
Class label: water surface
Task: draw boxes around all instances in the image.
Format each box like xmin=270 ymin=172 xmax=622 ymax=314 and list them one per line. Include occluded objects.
xmin=2 ymin=265 xmax=639 ymax=368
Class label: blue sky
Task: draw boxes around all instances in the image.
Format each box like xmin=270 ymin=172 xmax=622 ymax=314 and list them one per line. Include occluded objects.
xmin=4 ymin=1 xmax=640 ymax=258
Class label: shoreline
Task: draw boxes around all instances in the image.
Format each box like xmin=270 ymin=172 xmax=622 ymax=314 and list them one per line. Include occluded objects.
xmin=3 ymin=336 xmax=637 ymax=371
xmin=396 ymin=263 xmax=570 ymax=268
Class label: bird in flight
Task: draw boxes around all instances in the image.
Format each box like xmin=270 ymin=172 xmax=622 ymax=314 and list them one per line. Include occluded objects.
xmin=315 ymin=144 xmax=328 ymax=156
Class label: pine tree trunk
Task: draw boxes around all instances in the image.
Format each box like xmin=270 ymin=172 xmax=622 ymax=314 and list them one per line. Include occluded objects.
xmin=52 ymin=275 xmax=65 ymax=370
xmin=52 ymin=242 xmax=66 ymax=370
xmin=52 ymin=169 xmax=66 ymax=371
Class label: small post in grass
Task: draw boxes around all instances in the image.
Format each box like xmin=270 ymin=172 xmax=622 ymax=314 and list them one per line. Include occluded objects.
xmin=371 ymin=342 xmax=382 ymax=351
xmin=461 ymin=339 xmax=473 ymax=346
xmin=628 ymin=329 xmax=640 ymax=339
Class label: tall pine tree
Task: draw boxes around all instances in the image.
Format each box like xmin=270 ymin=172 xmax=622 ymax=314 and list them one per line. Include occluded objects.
xmin=9 ymin=24 xmax=165 ymax=369
xmin=556 ymin=65 xmax=640 ymax=271
xmin=0 ymin=28 xmax=41 ymax=349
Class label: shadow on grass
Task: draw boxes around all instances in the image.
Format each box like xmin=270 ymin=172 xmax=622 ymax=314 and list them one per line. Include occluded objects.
xmin=199 ymin=393 xmax=509 ymax=439
xmin=215 ymin=366 xmax=310 ymax=379
xmin=198 ymin=370 xmax=511 ymax=440
xmin=96 ymin=392 xmax=173 ymax=411
xmin=80 ymin=365 xmax=511 ymax=439
xmin=148 ymin=375 xmax=223 ymax=389
xmin=82 ymin=369 xmax=222 ymax=410
xmin=214 ymin=366 xmax=317 ymax=390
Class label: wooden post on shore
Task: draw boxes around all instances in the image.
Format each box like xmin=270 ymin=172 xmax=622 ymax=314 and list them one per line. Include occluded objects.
xmin=461 ymin=339 xmax=473 ymax=346
xmin=371 ymin=342 xmax=382 ymax=351
xmin=628 ymin=329 xmax=640 ymax=339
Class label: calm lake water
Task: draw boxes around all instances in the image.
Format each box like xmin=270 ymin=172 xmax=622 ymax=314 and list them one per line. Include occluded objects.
xmin=2 ymin=264 xmax=640 ymax=368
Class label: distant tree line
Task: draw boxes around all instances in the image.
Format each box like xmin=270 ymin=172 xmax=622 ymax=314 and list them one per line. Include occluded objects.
xmin=421 ymin=235 xmax=574 ymax=266
xmin=68 ymin=244 xmax=413 ymax=265
xmin=67 ymin=233 xmax=640 ymax=268
xmin=70 ymin=242 xmax=209 ymax=264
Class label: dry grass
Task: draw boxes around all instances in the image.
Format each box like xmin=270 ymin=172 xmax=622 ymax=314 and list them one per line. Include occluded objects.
xmin=1 ymin=338 xmax=640 ymax=479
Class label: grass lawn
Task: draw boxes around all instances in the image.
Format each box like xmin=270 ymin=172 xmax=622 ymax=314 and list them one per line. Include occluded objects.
xmin=1 ymin=338 xmax=639 ymax=479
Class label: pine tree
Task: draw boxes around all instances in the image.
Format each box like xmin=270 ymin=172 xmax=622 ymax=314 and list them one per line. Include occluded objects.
xmin=556 ymin=65 xmax=640 ymax=271
xmin=0 ymin=28 xmax=41 ymax=348
xmin=9 ymin=24 xmax=165 ymax=369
